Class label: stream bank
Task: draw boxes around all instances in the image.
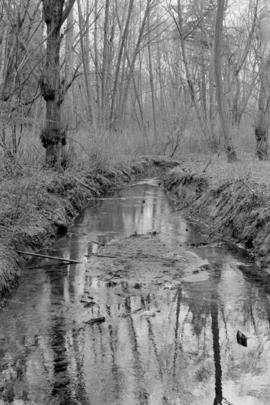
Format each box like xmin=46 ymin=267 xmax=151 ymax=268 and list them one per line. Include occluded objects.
xmin=164 ymin=164 xmax=270 ymax=270
xmin=0 ymin=156 xmax=179 ymax=297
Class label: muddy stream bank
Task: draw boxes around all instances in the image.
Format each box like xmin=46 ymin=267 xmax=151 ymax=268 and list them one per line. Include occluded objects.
xmin=0 ymin=178 xmax=270 ymax=404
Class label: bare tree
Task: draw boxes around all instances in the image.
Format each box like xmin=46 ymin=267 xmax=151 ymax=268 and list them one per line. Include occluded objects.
xmin=231 ymin=0 xmax=258 ymax=126
xmin=214 ymin=0 xmax=237 ymax=162
xmin=254 ymin=51 xmax=270 ymax=160
xmin=40 ymin=0 xmax=76 ymax=168
xmin=147 ymin=9 xmax=158 ymax=145
xmin=0 ymin=0 xmax=43 ymax=156
xmin=109 ymin=0 xmax=134 ymax=128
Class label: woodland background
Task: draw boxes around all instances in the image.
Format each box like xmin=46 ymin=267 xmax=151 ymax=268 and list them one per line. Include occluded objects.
xmin=0 ymin=0 xmax=269 ymax=171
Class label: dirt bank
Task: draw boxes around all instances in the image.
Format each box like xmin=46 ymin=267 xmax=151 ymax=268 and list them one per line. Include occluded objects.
xmin=164 ymin=162 xmax=270 ymax=270
xmin=0 ymin=156 xmax=179 ymax=297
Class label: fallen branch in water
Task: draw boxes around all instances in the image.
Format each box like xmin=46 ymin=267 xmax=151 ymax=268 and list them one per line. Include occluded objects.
xmin=17 ymin=250 xmax=82 ymax=264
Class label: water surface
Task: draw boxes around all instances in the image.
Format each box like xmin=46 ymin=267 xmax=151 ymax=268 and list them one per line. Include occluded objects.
xmin=0 ymin=179 xmax=270 ymax=404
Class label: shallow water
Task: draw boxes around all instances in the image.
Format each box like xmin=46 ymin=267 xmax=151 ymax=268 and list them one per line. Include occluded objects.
xmin=1 ymin=179 xmax=270 ymax=404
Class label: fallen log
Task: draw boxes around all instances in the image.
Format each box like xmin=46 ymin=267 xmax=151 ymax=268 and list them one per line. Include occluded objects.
xmin=17 ymin=250 xmax=81 ymax=264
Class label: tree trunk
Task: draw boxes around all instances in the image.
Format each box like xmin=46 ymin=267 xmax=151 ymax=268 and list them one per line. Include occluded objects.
xmin=94 ymin=0 xmax=100 ymax=122
xmin=147 ymin=13 xmax=158 ymax=145
xmin=109 ymin=0 xmax=134 ymax=127
xmin=77 ymin=0 xmax=97 ymax=134
xmin=200 ymin=47 xmax=207 ymax=122
xmin=232 ymin=74 xmax=241 ymax=126
xmin=176 ymin=0 xmax=211 ymax=145
xmin=64 ymin=7 xmax=74 ymax=128
xmin=119 ymin=0 xmax=152 ymax=119
xmin=214 ymin=0 xmax=237 ymax=162
xmin=40 ymin=0 xmax=75 ymax=168
xmin=101 ymin=0 xmax=110 ymax=123
xmin=0 ymin=25 xmax=9 ymax=99
xmin=232 ymin=0 xmax=258 ymax=128
xmin=40 ymin=19 xmax=62 ymax=167
xmin=211 ymin=300 xmax=223 ymax=405
xmin=209 ymin=61 xmax=218 ymax=150
xmin=255 ymin=54 xmax=270 ymax=160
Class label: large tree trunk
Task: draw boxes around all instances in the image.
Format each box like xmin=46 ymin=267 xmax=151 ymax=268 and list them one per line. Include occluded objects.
xmin=40 ymin=19 xmax=62 ymax=167
xmin=147 ymin=13 xmax=158 ymax=145
xmin=255 ymin=54 xmax=270 ymax=160
xmin=214 ymin=0 xmax=237 ymax=162
xmin=40 ymin=0 xmax=75 ymax=168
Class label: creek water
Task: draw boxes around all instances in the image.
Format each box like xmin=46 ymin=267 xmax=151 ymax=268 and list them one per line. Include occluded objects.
xmin=1 ymin=179 xmax=270 ymax=405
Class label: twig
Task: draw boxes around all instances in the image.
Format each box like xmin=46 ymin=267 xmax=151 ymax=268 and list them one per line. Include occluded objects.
xmin=17 ymin=250 xmax=82 ymax=264
xmin=239 ymin=178 xmax=255 ymax=194
xmin=202 ymin=158 xmax=212 ymax=173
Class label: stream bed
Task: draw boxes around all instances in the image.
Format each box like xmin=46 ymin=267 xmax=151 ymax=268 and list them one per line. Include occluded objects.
xmin=1 ymin=179 xmax=270 ymax=405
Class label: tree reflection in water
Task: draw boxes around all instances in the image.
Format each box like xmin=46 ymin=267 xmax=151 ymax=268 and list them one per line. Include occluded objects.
xmin=124 ymin=294 xmax=149 ymax=405
xmin=211 ymin=299 xmax=223 ymax=405
xmin=2 ymin=181 xmax=270 ymax=403
xmin=211 ymin=264 xmax=223 ymax=405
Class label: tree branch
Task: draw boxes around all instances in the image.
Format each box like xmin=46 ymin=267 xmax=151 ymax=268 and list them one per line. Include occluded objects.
xmin=61 ymin=0 xmax=76 ymax=26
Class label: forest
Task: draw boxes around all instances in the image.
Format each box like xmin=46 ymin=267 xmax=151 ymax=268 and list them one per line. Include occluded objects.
xmin=2 ymin=1 xmax=270 ymax=405
xmin=0 ymin=0 xmax=268 ymax=169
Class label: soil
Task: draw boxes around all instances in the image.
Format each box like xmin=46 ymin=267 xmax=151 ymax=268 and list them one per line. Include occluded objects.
xmin=163 ymin=154 xmax=270 ymax=270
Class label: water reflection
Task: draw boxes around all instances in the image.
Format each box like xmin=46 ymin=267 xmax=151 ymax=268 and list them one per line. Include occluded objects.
xmin=0 ymin=179 xmax=270 ymax=404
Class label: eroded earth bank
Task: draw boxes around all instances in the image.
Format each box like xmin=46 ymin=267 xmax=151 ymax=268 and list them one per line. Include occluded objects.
xmin=164 ymin=160 xmax=270 ymax=271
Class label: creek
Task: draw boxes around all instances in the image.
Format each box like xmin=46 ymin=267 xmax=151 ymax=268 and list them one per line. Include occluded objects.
xmin=0 ymin=179 xmax=270 ymax=405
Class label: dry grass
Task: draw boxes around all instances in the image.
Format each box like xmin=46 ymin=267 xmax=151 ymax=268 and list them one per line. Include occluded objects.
xmin=176 ymin=151 xmax=270 ymax=190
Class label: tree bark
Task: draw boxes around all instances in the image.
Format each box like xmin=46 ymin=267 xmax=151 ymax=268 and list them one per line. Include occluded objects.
xmin=119 ymin=0 xmax=152 ymax=119
xmin=232 ymin=0 xmax=258 ymax=127
xmin=109 ymin=0 xmax=134 ymax=127
xmin=214 ymin=0 xmax=237 ymax=162
xmin=255 ymin=54 xmax=270 ymax=160
xmin=94 ymin=0 xmax=100 ymax=122
xmin=40 ymin=0 xmax=75 ymax=168
xmin=175 ymin=0 xmax=211 ymax=145
xmin=64 ymin=6 xmax=74 ymax=128
xmin=147 ymin=13 xmax=158 ymax=145
xmin=77 ymin=0 xmax=97 ymax=134
xmin=101 ymin=0 xmax=110 ymax=123
xmin=0 ymin=25 xmax=8 ymax=99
